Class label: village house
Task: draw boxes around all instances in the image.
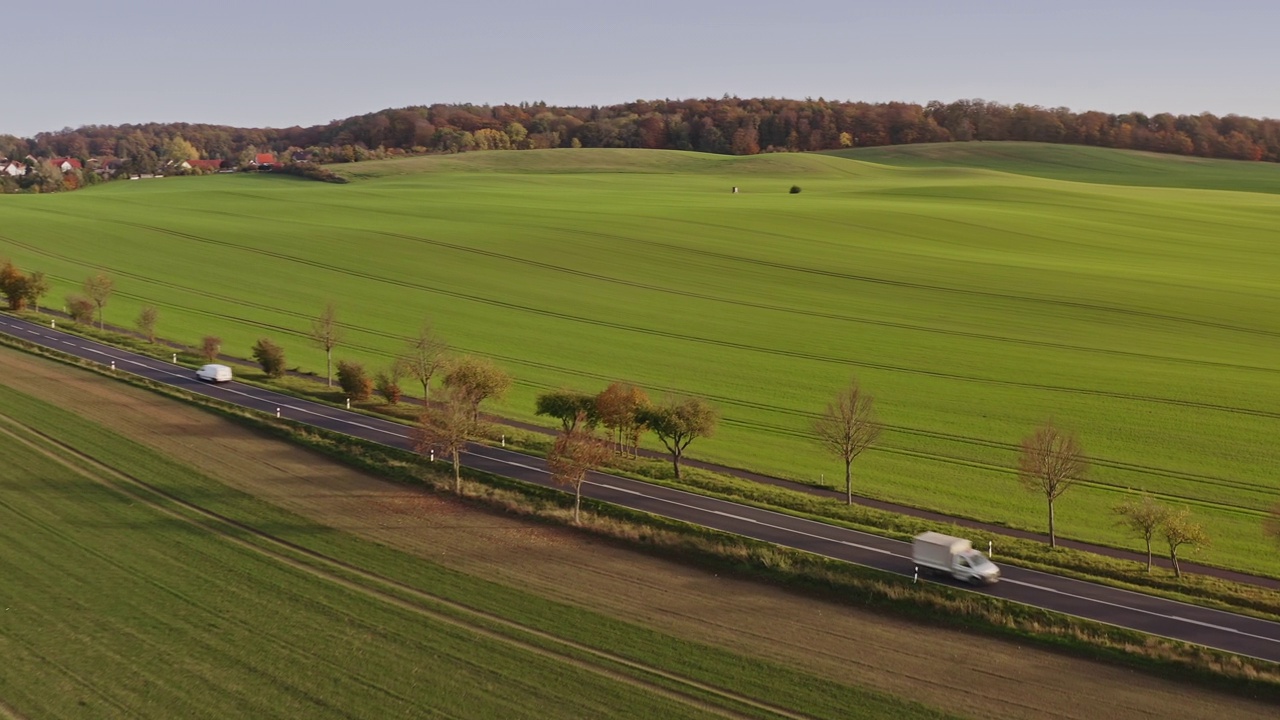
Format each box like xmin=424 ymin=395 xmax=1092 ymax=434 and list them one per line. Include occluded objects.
xmin=1 ymin=160 xmax=25 ymax=177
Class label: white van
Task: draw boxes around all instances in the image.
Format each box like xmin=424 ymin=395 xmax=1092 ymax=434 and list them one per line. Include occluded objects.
xmin=196 ymin=364 xmax=233 ymax=383
xmin=912 ymin=532 xmax=1000 ymax=585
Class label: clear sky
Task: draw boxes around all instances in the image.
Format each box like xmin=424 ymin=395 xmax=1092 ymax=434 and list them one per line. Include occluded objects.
xmin=8 ymin=0 xmax=1277 ymax=137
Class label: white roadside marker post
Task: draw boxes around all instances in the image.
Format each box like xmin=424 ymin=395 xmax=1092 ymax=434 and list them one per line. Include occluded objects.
xmin=110 ymin=361 xmax=115 ymax=371
xmin=989 ymin=540 xmax=993 ymax=558
xmin=276 ymin=408 xmax=281 ymax=418
xmin=50 ymin=319 xmax=55 ymax=329
xmin=501 ymin=434 xmax=505 ymax=447
xmin=346 ymin=397 xmax=351 ymax=410
xmin=913 ymin=566 xmax=919 ymax=584
xmin=430 ymin=450 xmax=435 ymax=462
xmin=172 ymin=353 xmax=177 ymax=363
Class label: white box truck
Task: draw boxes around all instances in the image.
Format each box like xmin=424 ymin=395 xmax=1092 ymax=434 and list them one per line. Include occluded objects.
xmin=912 ymin=532 xmax=1000 ymax=585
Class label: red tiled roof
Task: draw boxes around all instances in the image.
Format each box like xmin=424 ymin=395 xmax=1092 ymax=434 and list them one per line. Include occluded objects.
xmin=188 ymin=159 xmax=224 ymax=169
xmin=254 ymin=153 xmax=277 ymax=165
xmin=51 ymin=157 xmax=83 ymax=169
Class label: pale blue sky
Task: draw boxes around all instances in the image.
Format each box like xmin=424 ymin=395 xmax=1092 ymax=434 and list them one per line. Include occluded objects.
xmin=8 ymin=0 xmax=1277 ymax=137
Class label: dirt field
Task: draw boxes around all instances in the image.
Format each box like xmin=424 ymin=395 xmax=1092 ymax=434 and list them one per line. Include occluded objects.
xmin=1 ymin=346 xmax=1272 ymax=720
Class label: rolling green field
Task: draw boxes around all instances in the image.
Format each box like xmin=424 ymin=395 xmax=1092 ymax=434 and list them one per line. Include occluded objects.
xmin=1 ymin=146 xmax=1279 ymax=574
xmin=0 ymin=381 xmax=950 ymax=720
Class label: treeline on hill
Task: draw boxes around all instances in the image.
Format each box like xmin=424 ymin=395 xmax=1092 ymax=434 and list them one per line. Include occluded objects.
xmin=2 ymin=98 xmax=1279 ymax=188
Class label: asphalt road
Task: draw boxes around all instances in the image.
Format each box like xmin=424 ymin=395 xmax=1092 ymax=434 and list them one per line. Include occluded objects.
xmin=3 ymin=314 xmax=1279 ymax=664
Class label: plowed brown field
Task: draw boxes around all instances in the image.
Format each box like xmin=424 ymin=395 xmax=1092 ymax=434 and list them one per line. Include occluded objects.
xmin=1 ymin=346 xmax=1271 ymax=720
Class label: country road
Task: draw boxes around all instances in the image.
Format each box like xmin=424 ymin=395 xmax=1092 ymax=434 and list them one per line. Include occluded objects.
xmin=3 ymin=314 xmax=1279 ymax=664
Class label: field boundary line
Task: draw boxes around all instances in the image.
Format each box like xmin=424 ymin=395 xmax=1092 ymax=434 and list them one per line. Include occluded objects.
xmin=0 ymin=412 xmax=817 ymax=720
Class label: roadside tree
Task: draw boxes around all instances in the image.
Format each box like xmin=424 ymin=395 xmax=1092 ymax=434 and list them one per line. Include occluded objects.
xmin=83 ymin=272 xmax=114 ymax=329
xmin=24 ymin=271 xmax=49 ymax=312
xmin=136 ymin=306 xmax=159 ymax=343
xmin=548 ymin=417 xmax=612 ymax=524
xmin=595 ymin=382 xmax=650 ymax=456
xmin=1016 ymin=421 xmax=1087 ymax=548
xmin=1162 ymin=508 xmax=1209 ymax=579
xmin=443 ymin=355 xmax=510 ymax=420
xmin=309 ymin=302 xmax=343 ymax=387
xmin=1113 ymin=494 xmax=1169 ymax=574
xmin=536 ymin=389 xmax=598 ymax=432
xmin=638 ymin=396 xmax=717 ymax=479
xmin=66 ymin=295 xmax=95 ymax=324
xmin=337 ymin=360 xmax=373 ymax=401
xmin=375 ymin=359 xmax=407 ymax=405
xmin=252 ymin=338 xmax=287 ymax=378
xmin=200 ymin=336 xmax=221 ymax=363
xmin=413 ymin=384 xmax=481 ymax=493
xmin=0 ymin=261 xmax=30 ymax=310
xmin=812 ymin=379 xmax=882 ymax=505
xmin=401 ymin=321 xmax=448 ymax=398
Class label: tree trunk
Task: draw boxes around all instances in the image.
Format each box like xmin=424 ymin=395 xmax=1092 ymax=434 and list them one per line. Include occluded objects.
xmin=574 ymin=485 xmax=582 ymax=525
xmin=1171 ymin=548 xmax=1181 ymax=578
xmin=844 ymin=461 xmax=853 ymax=506
xmin=326 ymin=349 xmax=333 ymax=387
xmin=1144 ymin=537 xmax=1152 ymax=573
xmin=451 ymin=449 xmax=461 ymax=494
xmin=672 ymin=450 xmax=682 ymax=479
xmin=1048 ymin=499 xmax=1056 ymax=548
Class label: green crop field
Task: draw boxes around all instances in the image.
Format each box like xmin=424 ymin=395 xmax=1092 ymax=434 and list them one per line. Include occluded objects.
xmin=0 ymin=382 xmax=949 ymax=720
xmin=1 ymin=146 xmax=1278 ymax=575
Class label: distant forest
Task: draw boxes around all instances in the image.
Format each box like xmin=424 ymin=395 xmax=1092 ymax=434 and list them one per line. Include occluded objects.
xmin=5 ymin=97 xmax=1280 ymax=175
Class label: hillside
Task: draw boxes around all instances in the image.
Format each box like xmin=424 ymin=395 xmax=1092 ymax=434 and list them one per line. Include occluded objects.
xmin=3 ymin=148 xmax=1279 ymax=575
xmin=827 ymin=142 xmax=1280 ymax=194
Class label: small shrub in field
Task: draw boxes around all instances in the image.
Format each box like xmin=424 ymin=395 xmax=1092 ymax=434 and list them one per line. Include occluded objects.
xmin=252 ymin=338 xmax=287 ymax=378
xmin=789 ymin=185 xmax=802 ymax=194
xmin=337 ymin=360 xmax=373 ymax=401
xmin=66 ymin=295 xmax=95 ymax=324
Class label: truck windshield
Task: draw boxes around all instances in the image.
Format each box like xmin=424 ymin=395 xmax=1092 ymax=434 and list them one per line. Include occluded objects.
xmin=965 ymin=552 xmax=992 ymax=569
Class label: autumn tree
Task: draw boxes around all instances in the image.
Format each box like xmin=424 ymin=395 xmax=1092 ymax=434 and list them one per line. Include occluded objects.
xmin=0 ymin=261 xmax=29 ymax=310
xmin=309 ymin=302 xmax=343 ymax=386
xmin=638 ymin=396 xmax=717 ymax=479
xmin=66 ymin=295 xmax=95 ymax=324
xmin=401 ymin=321 xmax=448 ymax=397
xmin=443 ymin=355 xmax=510 ymax=420
xmin=375 ymin=360 xmax=406 ymax=404
xmin=535 ymin=389 xmax=597 ymax=432
xmin=547 ymin=418 xmax=612 ymax=524
xmin=200 ymin=335 xmax=221 ymax=362
xmin=337 ymin=360 xmax=373 ymax=401
xmin=24 ymin=271 xmax=49 ymax=313
xmin=163 ymin=135 xmax=200 ymax=163
xmin=412 ymin=384 xmax=481 ymax=493
xmin=83 ymin=272 xmax=114 ymax=329
xmin=1162 ymin=508 xmax=1209 ymax=579
xmin=252 ymin=338 xmax=287 ymax=378
xmin=136 ymin=306 xmax=159 ymax=343
xmin=595 ymin=382 xmax=650 ymax=456
xmin=812 ymin=380 xmax=882 ymax=505
xmin=1113 ymin=494 xmax=1169 ymax=574
xmin=1016 ymin=422 xmax=1087 ymax=548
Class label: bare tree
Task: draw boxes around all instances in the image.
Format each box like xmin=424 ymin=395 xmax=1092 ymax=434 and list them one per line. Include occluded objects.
xmin=401 ymin=321 xmax=448 ymax=398
xmin=136 ymin=306 xmax=159 ymax=343
xmin=83 ymin=272 xmax=114 ymax=329
xmin=812 ymin=380 xmax=882 ymax=505
xmin=309 ymin=302 xmax=343 ymax=387
xmin=637 ymin=396 xmax=717 ymax=479
xmin=200 ymin=336 xmax=221 ymax=363
xmin=24 ymin=271 xmax=49 ymax=313
xmin=1016 ymin=421 xmax=1087 ymax=548
xmin=547 ymin=416 xmax=613 ymax=524
xmin=1113 ymin=494 xmax=1169 ymax=573
xmin=412 ymin=384 xmax=481 ymax=494
xmin=1162 ymin=508 xmax=1209 ymax=579
xmin=595 ymin=382 xmax=650 ymax=456
xmin=443 ymin=355 xmax=511 ymax=420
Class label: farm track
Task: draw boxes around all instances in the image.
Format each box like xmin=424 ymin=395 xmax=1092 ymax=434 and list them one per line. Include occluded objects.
xmin=0 ymin=413 xmax=814 ymax=720
xmin=3 ymin=222 xmax=1274 ymax=518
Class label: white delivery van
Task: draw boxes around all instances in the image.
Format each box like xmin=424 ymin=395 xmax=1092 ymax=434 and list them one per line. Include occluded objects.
xmin=196 ymin=364 xmax=233 ymax=383
xmin=912 ymin=532 xmax=1000 ymax=585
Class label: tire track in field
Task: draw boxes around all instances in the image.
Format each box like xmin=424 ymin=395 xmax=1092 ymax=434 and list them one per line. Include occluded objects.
xmin=0 ymin=698 xmax=29 ymax=720
xmin=8 ymin=227 xmax=1279 ymax=428
xmin=0 ymin=427 xmax=405 ymax=717
xmin=368 ymin=230 xmax=1280 ymax=377
xmin=0 ymin=414 xmax=812 ymax=720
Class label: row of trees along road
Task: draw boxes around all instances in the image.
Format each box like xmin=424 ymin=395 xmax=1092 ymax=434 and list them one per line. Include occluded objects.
xmin=0 ymin=276 xmax=1252 ymax=573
